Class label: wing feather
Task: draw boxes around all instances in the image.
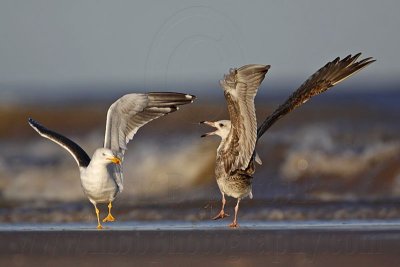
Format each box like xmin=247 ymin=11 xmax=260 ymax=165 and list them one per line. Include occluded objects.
xmin=104 ymin=92 xmax=195 ymax=156
xmin=28 ymin=118 xmax=91 ymax=168
xmin=257 ymin=53 xmax=375 ymax=139
xmin=219 ymin=64 xmax=270 ymax=173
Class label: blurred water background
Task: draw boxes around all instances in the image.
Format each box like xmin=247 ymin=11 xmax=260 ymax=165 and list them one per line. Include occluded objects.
xmin=0 ymin=87 xmax=399 ymax=224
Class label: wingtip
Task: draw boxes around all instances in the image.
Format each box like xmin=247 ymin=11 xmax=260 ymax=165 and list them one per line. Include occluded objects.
xmin=28 ymin=117 xmax=35 ymax=126
xmin=185 ymin=94 xmax=196 ymax=102
xmin=362 ymin=56 xmax=376 ymax=63
xmin=27 ymin=117 xmax=43 ymax=134
xmin=351 ymin=52 xmax=362 ymax=62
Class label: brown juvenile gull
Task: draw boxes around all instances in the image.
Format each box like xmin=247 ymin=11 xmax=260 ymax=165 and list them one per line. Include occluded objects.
xmin=28 ymin=92 xmax=195 ymax=229
xmin=201 ymin=53 xmax=375 ymax=228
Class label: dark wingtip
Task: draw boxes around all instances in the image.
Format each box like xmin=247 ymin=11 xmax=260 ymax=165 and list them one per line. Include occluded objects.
xmin=28 ymin=117 xmax=36 ymax=126
xmin=200 ymin=134 xmax=207 ymax=138
xmin=360 ymin=57 xmax=376 ymax=64
xmin=185 ymin=94 xmax=196 ymax=103
xmin=199 ymin=121 xmax=205 ymax=124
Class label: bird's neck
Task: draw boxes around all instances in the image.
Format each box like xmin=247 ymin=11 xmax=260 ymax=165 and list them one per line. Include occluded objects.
xmin=217 ymin=136 xmax=229 ymax=153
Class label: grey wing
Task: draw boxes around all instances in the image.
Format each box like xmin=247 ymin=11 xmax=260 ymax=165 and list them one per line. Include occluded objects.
xmin=257 ymin=53 xmax=375 ymax=139
xmin=109 ymin=163 xmax=124 ymax=193
xmin=219 ymin=64 xmax=270 ymax=173
xmin=104 ymin=92 xmax=195 ymax=156
xmin=104 ymin=92 xmax=195 ymax=190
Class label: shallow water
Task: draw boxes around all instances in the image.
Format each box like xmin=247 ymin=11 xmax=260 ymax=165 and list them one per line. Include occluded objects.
xmin=1 ymin=219 xmax=400 ymax=231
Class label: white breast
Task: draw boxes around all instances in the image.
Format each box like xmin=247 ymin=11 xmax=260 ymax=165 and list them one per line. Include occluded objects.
xmin=79 ymin=161 xmax=119 ymax=204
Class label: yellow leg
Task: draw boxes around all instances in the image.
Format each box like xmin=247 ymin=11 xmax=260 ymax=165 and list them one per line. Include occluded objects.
xmin=94 ymin=204 xmax=103 ymax=230
xmin=102 ymin=202 xmax=116 ymax=222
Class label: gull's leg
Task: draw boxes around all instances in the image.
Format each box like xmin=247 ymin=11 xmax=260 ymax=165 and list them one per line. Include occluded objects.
xmin=229 ymin=198 xmax=240 ymax=228
xmin=103 ymin=202 xmax=116 ymax=222
xmin=93 ymin=203 xmax=103 ymax=230
xmin=212 ymin=192 xmax=230 ymax=220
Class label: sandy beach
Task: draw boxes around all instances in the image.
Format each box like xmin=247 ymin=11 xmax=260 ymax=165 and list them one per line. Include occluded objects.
xmin=1 ymin=220 xmax=400 ymax=267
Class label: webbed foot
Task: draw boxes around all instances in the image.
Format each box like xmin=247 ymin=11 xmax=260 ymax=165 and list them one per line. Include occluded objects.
xmin=212 ymin=210 xmax=230 ymax=220
xmin=229 ymin=221 xmax=239 ymax=228
xmin=102 ymin=213 xmax=115 ymax=222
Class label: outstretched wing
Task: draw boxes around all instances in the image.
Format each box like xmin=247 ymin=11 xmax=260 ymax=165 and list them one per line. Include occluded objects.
xmin=104 ymin=92 xmax=195 ymax=156
xmin=257 ymin=53 xmax=375 ymax=139
xmin=219 ymin=64 xmax=270 ymax=173
xmin=28 ymin=118 xmax=91 ymax=168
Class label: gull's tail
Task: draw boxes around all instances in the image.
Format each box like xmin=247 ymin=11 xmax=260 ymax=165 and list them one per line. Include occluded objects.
xmin=257 ymin=53 xmax=375 ymax=139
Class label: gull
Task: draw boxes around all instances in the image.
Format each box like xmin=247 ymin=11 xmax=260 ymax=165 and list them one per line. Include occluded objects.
xmin=28 ymin=92 xmax=195 ymax=229
xmin=201 ymin=53 xmax=375 ymax=228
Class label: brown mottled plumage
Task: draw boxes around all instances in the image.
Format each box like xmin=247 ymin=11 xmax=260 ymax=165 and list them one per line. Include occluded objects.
xmin=220 ymin=64 xmax=270 ymax=174
xmin=257 ymin=53 xmax=375 ymax=139
xmin=201 ymin=54 xmax=375 ymax=228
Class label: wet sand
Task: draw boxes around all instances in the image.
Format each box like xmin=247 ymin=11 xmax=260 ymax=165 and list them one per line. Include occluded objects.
xmin=1 ymin=220 xmax=400 ymax=267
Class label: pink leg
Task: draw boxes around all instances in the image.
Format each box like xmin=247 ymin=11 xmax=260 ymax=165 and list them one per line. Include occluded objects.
xmin=229 ymin=198 xmax=240 ymax=228
xmin=212 ymin=193 xmax=230 ymax=220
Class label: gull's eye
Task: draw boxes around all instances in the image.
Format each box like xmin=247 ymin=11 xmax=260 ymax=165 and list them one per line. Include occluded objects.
xmin=102 ymin=153 xmax=106 ymax=156
xmin=219 ymin=123 xmax=224 ymax=127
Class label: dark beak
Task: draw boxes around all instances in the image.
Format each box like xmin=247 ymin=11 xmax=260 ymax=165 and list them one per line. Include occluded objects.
xmin=200 ymin=121 xmax=216 ymax=138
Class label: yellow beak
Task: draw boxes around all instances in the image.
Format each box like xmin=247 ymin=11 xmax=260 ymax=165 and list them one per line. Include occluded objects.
xmin=107 ymin=156 xmax=121 ymax=165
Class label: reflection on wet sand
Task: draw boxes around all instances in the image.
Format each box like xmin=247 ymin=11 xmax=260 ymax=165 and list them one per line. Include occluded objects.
xmin=0 ymin=221 xmax=400 ymax=267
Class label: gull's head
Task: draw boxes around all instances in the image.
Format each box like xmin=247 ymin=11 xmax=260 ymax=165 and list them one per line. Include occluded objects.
xmin=200 ymin=120 xmax=231 ymax=139
xmin=93 ymin=148 xmax=121 ymax=165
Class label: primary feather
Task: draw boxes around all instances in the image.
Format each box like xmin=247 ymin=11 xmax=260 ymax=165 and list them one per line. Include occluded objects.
xmin=104 ymin=92 xmax=195 ymax=156
xmin=257 ymin=53 xmax=375 ymax=139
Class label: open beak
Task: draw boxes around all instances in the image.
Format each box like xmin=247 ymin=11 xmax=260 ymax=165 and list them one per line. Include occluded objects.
xmin=108 ymin=156 xmax=121 ymax=165
xmin=199 ymin=121 xmax=217 ymax=138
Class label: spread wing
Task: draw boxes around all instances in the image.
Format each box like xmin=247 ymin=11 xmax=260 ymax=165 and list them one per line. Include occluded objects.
xmin=219 ymin=64 xmax=270 ymax=173
xmin=104 ymin=92 xmax=195 ymax=157
xmin=257 ymin=53 xmax=375 ymax=139
xmin=28 ymin=118 xmax=91 ymax=168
